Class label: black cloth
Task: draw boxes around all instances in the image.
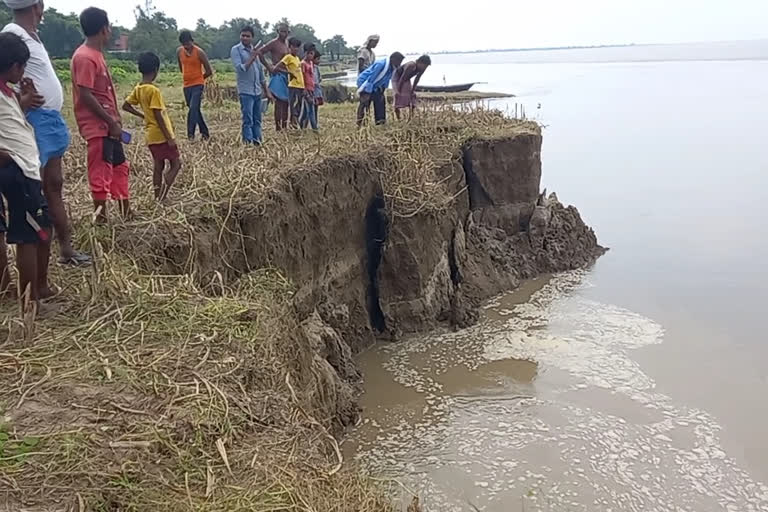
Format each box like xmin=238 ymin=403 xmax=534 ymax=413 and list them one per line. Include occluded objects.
xmin=0 ymin=161 xmax=51 ymax=245
xmin=101 ymin=137 xmax=126 ymax=166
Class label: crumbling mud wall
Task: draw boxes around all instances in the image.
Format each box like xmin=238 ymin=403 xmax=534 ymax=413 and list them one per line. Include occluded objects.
xmin=128 ymin=131 xmax=604 ymax=428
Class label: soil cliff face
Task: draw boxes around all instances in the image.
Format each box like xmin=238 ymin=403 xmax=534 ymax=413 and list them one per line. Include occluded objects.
xmin=131 ymin=131 xmax=604 ymax=428
xmin=374 ymin=134 xmax=604 ymax=334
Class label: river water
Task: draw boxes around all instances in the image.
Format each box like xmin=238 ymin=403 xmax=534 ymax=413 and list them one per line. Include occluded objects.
xmin=345 ymin=42 xmax=768 ymax=511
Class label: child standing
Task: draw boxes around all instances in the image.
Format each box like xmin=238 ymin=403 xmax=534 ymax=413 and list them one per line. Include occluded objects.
xmin=312 ymin=52 xmax=324 ymax=129
xmin=272 ymin=38 xmax=303 ymax=128
xmin=123 ymin=52 xmax=181 ymax=202
xmin=70 ymin=7 xmax=130 ymax=222
xmin=0 ymin=31 xmax=53 ymax=309
xmin=299 ymin=46 xmax=317 ymax=130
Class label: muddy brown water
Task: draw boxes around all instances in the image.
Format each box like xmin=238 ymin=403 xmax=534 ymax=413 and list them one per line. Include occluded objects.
xmin=348 ymin=273 xmax=768 ymax=511
xmin=345 ymin=45 xmax=768 ymax=511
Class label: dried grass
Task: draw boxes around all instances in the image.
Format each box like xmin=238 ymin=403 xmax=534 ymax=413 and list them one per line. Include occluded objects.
xmin=1 ymin=100 xmax=533 ymax=511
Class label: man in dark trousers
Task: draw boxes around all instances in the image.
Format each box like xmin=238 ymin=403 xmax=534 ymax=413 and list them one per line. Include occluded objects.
xmin=356 ymin=52 xmax=404 ymax=126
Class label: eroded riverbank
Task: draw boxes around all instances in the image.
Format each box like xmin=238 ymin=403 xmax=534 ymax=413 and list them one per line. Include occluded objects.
xmin=1 ymin=108 xmax=602 ymax=510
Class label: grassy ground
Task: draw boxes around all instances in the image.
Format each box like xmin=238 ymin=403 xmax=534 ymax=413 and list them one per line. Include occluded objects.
xmin=0 ymin=94 xmax=535 ymax=510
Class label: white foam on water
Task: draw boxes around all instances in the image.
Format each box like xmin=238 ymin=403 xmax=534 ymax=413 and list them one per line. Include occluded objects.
xmin=352 ymin=271 xmax=768 ymax=511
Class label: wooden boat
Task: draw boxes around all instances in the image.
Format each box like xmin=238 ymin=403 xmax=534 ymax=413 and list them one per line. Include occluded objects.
xmin=415 ymin=82 xmax=477 ymax=93
xmin=323 ymin=70 xmax=348 ymax=79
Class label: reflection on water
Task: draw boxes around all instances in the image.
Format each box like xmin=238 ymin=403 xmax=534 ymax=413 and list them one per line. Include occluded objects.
xmin=347 ymin=271 xmax=768 ymax=511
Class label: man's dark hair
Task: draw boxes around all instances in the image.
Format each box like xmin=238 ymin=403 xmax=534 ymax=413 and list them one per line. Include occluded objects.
xmin=137 ymin=52 xmax=160 ymax=75
xmin=417 ymin=55 xmax=432 ymax=66
xmin=390 ymin=52 xmax=405 ymax=62
xmin=0 ymin=32 xmax=30 ymax=73
xmin=241 ymin=25 xmax=254 ymax=37
xmin=79 ymin=7 xmax=109 ymax=37
xmin=179 ymin=30 xmax=193 ymax=44
xmin=288 ymin=37 xmax=302 ymax=48
xmin=313 ymin=50 xmax=323 ymax=58
xmin=303 ymin=42 xmax=316 ymax=53
xmin=277 ymin=23 xmax=289 ymax=31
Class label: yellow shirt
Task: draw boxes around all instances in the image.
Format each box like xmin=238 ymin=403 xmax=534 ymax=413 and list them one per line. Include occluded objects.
xmin=280 ymin=54 xmax=304 ymax=89
xmin=125 ymin=83 xmax=175 ymax=145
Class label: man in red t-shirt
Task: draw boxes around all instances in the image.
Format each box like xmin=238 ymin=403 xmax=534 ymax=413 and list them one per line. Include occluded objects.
xmin=70 ymin=7 xmax=130 ymax=221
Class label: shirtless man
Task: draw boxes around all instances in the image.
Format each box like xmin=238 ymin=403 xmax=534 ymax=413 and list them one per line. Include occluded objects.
xmin=259 ymin=23 xmax=291 ymax=130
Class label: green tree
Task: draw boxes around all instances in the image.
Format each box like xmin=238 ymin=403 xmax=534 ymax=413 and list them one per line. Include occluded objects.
xmin=38 ymin=9 xmax=83 ymax=58
xmin=191 ymin=18 xmax=213 ymax=50
xmin=2 ymin=3 xmax=354 ymax=65
xmin=323 ymin=34 xmax=349 ymax=61
xmin=289 ymin=22 xmax=320 ymax=50
xmin=268 ymin=19 xmax=320 ymax=51
xmin=185 ymin=17 xmax=267 ymax=60
xmin=129 ymin=4 xmax=179 ymax=61
xmin=215 ymin=18 xmax=265 ymax=59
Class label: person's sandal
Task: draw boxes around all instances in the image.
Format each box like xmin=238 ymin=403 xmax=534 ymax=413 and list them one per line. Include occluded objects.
xmin=58 ymin=251 xmax=92 ymax=267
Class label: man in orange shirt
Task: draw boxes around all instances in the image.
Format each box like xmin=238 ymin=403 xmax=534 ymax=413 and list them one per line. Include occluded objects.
xmin=70 ymin=7 xmax=130 ymax=222
xmin=177 ymin=30 xmax=213 ymax=140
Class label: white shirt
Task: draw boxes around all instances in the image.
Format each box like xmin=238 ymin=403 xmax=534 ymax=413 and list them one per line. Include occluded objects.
xmin=358 ymin=47 xmax=376 ymax=70
xmin=0 ymin=87 xmax=42 ymax=180
xmin=2 ymin=23 xmax=64 ymax=112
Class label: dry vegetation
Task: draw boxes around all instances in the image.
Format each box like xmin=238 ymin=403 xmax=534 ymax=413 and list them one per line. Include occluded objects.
xmin=1 ymin=97 xmax=536 ymax=511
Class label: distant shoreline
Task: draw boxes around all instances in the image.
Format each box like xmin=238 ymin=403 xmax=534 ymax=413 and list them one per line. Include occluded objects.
xmin=428 ymin=43 xmax=639 ymax=56
xmin=412 ymin=39 xmax=768 ymax=58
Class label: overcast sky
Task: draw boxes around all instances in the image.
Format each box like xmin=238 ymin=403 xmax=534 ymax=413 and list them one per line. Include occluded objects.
xmin=51 ymin=0 xmax=767 ymax=53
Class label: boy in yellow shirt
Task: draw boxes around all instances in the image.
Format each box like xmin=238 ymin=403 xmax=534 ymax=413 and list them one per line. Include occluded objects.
xmin=122 ymin=52 xmax=181 ymax=201
xmin=272 ymin=37 xmax=304 ymax=128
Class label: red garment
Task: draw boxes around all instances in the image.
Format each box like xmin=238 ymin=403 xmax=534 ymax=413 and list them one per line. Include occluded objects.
xmin=0 ymin=82 xmax=13 ymax=97
xmin=86 ymin=137 xmax=130 ymax=201
xmin=301 ymin=60 xmax=315 ymax=92
xmin=71 ymin=45 xmax=119 ymax=141
xmin=149 ymin=141 xmax=181 ymax=162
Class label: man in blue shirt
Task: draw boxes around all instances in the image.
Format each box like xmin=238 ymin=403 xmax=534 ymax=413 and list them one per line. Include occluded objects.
xmin=231 ymin=26 xmax=273 ymax=144
xmin=357 ymin=51 xmax=404 ymax=127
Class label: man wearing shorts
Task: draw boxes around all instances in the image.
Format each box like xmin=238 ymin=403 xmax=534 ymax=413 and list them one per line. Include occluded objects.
xmin=260 ymin=23 xmax=291 ymax=131
xmin=71 ymin=7 xmax=130 ymax=222
xmin=3 ymin=0 xmax=90 ymax=265
xmin=0 ymin=31 xmax=53 ymax=309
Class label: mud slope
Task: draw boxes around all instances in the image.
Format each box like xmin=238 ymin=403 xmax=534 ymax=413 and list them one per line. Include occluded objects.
xmin=128 ymin=130 xmax=604 ymax=425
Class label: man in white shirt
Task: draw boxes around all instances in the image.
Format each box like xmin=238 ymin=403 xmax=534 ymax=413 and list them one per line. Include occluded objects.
xmin=357 ymin=35 xmax=379 ymax=73
xmin=3 ymin=0 xmax=90 ymax=266
xmin=0 ymin=30 xmax=54 ymax=310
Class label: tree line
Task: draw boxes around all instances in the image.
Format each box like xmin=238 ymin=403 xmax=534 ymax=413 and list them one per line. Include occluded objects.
xmin=0 ymin=3 xmax=354 ymax=62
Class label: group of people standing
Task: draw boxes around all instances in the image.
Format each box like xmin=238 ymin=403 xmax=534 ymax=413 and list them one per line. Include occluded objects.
xmin=231 ymin=23 xmax=326 ymax=141
xmin=0 ymin=0 xmax=96 ymax=315
xmin=171 ymin=23 xmax=327 ymax=145
xmin=0 ymin=0 xmax=435 ymax=318
xmin=0 ymin=3 xmax=187 ymax=317
xmin=355 ymin=34 xmax=432 ymax=125
xmin=182 ymin=27 xmax=434 ymax=142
